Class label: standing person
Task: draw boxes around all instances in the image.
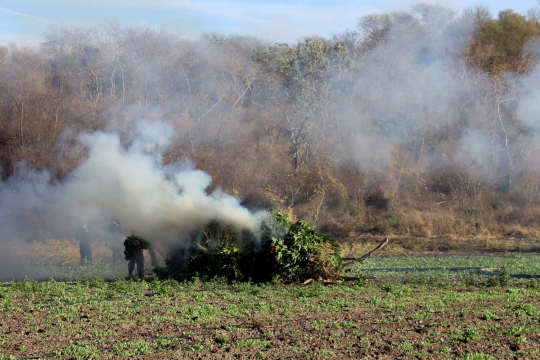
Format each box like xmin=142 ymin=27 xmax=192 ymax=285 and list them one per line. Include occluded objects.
xmin=76 ymin=224 xmax=92 ymax=265
xmin=123 ymin=232 xmax=158 ymax=280
xmin=109 ymin=220 xmax=124 ymax=264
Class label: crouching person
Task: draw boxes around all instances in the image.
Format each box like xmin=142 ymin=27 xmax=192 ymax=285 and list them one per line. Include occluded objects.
xmin=124 ymin=232 xmax=158 ymax=280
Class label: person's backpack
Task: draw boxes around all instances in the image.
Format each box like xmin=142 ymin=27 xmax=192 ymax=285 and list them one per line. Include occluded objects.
xmin=124 ymin=235 xmax=150 ymax=250
xmin=125 ymin=235 xmax=149 ymax=250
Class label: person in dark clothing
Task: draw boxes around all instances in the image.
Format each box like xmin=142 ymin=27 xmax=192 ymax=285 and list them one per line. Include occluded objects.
xmin=108 ymin=220 xmax=124 ymax=264
xmin=76 ymin=224 xmax=92 ymax=265
xmin=123 ymin=232 xmax=158 ymax=280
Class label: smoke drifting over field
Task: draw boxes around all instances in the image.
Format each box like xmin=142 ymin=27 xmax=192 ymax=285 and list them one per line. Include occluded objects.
xmin=0 ymin=3 xmax=540 ymax=279
xmin=0 ymin=120 xmax=264 ymax=250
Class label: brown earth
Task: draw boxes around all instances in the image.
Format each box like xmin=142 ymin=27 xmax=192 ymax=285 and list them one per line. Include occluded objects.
xmin=2 ymin=285 xmax=540 ymax=359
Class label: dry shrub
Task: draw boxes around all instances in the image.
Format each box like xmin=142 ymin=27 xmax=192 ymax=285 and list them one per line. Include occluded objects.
xmin=385 ymin=208 xmax=456 ymax=237
xmin=502 ymin=209 xmax=523 ymax=223
xmin=365 ymin=189 xmax=389 ymax=211
xmin=503 ymin=225 xmax=529 ymax=237
xmin=329 ymin=199 xmax=536 ymax=239
xmin=319 ymin=221 xmax=353 ymax=239
xmin=239 ymin=191 xmax=274 ymax=210
xmin=520 ymin=207 xmax=540 ymax=228
xmin=427 ymin=166 xmax=478 ymax=198
xmin=483 ymin=237 xmax=522 ymax=251
xmin=278 ymin=206 xmax=297 ymax=224
xmin=391 ymin=207 xmax=498 ymax=238
xmin=396 ymin=210 xmax=431 ymax=237
xmin=494 ymin=206 xmax=540 ymax=229
xmin=422 ymin=209 xmax=485 ymax=237
xmin=343 ymin=234 xmax=540 ymax=257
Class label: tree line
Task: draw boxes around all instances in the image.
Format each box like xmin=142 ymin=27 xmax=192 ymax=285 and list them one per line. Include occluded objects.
xmin=2 ymin=4 xmax=540 ymax=238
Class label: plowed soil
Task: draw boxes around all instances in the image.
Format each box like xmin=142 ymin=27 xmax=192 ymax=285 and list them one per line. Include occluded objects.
xmin=2 ymin=280 xmax=540 ymax=359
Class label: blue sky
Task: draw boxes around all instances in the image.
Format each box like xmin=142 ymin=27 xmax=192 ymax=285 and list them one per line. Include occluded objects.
xmin=0 ymin=0 xmax=537 ymax=46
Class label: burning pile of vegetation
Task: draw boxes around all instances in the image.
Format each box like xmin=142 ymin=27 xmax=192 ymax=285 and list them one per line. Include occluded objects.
xmin=156 ymin=213 xmax=344 ymax=283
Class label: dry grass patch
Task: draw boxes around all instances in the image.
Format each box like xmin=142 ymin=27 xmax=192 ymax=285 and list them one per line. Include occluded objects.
xmin=503 ymin=225 xmax=529 ymax=238
xmin=5 ymin=239 xmax=141 ymax=266
xmin=341 ymin=235 xmax=540 ymax=258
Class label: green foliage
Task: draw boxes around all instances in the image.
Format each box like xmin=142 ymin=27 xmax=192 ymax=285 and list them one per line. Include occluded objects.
xmin=182 ymin=220 xmax=277 ymax=283
xmin=513 ymin=303 xmax=538 ymax=316
xmin=148 ymin=278 xmax=181 ymax=295
xmin=113 ymin=339 xmax=155 ymax=356
xmin=252 ymin=43 xmax=296 ymax=84
xmin=158 ymin=213 xmax=342 ymax=283
xmin=253 ymin=38 xmax=353 ymax=94
xmin=486 ymin=266 xmax=510 ymax=287
xmin=459 ymin=328 xmax=482 ymax=343
xmin=462 ymin=270 xmax=479 ymax=286
xmin=480 ymin=310 xmax=499 ymax=320
xmin=469 ymin=10 xmax=539 ymax=73
xmin=464 ymin=266 xmax=511 ymax=287
xmin=5 ymin=263 xmax=540 ymax=358
xmin=456 ymin=353 xmax=492 ymax=360
xmin=271 ymin=219 xmax=343 ymax=281
xmin=57 ymin=343 xmax=101 ymax=359
xmin=289 ymin=281 xmax=328 ymax=298
xmin=233 ymin=338 xmax=272 ymax=348
xmin=189 ymin=228 xmax=247 ymax=281
xmin=88 ymin=275 xmax=105 ymax=288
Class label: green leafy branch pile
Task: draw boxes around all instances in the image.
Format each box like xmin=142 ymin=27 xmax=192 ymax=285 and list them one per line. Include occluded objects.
xmin=272 ymin=217 xmax=343 ymax=282
xmin=157 ymin=213 xmax=343 ymax=283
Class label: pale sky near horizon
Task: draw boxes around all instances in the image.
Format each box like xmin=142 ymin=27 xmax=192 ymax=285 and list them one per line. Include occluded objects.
xmin=0 ymin=0 xmax=538 ymax=47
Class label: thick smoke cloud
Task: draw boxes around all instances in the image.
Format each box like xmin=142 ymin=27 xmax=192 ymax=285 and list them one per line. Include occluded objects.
xmin=340 ymin=10 xmax=473 ymax=169
xmin=2 ymin=4 xmax=540 ymax=279
xmin=334 ymin=6 xmax=540 ymax=190
xmin=0 ymin=120 xmax=265 ymax=250
xmin=516 ymin=41 xmax=540 ymax=138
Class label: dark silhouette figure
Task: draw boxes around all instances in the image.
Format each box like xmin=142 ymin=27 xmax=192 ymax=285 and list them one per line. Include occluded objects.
xmin=76 ymin=224 xmax=92 ymax=265
xmin=123 ymin=232 xmax=158 ymax=279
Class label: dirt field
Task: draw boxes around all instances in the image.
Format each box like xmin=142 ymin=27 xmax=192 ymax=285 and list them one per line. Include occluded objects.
xmin=2 ymin=268 xmax=540 ymax=359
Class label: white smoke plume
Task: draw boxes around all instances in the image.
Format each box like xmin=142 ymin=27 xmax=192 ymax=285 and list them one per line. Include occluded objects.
xmin=516 ymin=40 xmax=540 ymax=140
xmin=334 ymin=6 xmax=540 ymax=188
xmin=0 ymin=120 xmax=265 ymax=254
